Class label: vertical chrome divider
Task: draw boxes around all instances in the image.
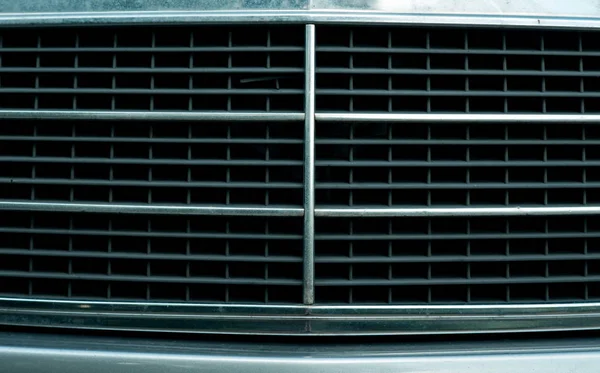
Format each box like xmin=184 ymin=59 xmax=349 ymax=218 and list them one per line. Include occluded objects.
xmin=303 ymin=24 xmax=316 ymax=305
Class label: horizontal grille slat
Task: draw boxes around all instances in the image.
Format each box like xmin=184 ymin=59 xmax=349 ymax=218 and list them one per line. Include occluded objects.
xmin=0 ymin=227 xmax=301 ymax=240
xmin=317 ymin=182 xmax=600 ymax=190
xmin=1 ymin=178 xmax=302 ymax=189
xmin=0 ymin=25 xmax=305 ymax=112
xmin=0 ymin=67 xmax=303 ymax=73
xmin=0 ymin=47 xmax=305 ymax=53
xmin=1 ymin=156 xmax=302 ymax=166
xmin=0 ymin=248 xmax=302 ymax=263
xmin=318 ymin=68 xmax=600 ymax=77
xmin=317 ymin=276 xmax=600 ymax=286
xmin=316 ymin=253 xmax=600 ymax=263
xmin=316 ymin=46 xmax=600 ymax=57
xmin=0 ymin=271 xmax=301 ymax=286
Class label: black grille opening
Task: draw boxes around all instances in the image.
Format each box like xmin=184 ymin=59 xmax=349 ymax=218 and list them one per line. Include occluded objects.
xmin=316 ymin=26 xmax=597 ymax=113
xmin=315 ymin=215 xmax=600 ymax=305
xmin=0 ymin=211 xmax=303 ymax=304
xmin=0 ymin=120 xmax=304 ymax=207
xmin=316 ymin=120 xmax=599 ymax=208
xmin=0 ymin=25 xmax=305 ymax=112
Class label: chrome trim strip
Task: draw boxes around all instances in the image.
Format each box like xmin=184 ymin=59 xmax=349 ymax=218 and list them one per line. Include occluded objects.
xmin=0 ymin=201 xmax=304 ymax=217
xmin=1 ymin=11 xmax=600 ymax=29
xmin=316 ymin=206 xmax=600 ymax=217
xmin=2 ymin=297 xmax=600 ymax=335
xmin=0 ymin=110 xmax=304 ymax=122
xmin=316 ymin=113 xmax=600 ymax=123
xmin=1 ymin=0 xmax=600 ymax=23
xmin=303 ymin=24 xmax=316 ymax=305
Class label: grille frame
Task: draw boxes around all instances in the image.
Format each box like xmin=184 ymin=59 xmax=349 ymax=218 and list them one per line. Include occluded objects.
xmin=3 ymin=14 xmax=600 ymax=335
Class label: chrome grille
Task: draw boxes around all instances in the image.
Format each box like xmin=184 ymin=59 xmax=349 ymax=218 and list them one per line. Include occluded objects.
xmin=4 ymin=22 xmax=600 ymax=335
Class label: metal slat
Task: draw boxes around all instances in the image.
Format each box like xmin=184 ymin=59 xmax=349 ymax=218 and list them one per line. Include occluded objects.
xmin=315 ymin=160 xmax=600 ymax=167
xmin=316 ymin=139 xmax=600 ymax=145
xmin=316 ymin=253 xmax=600 ymax=264
xmin=0 ymin=46 xmax=304 ymax=52
xmin=316 ymin=206 xmax=600 ymax=217
xmin=317 ymin=68 xmax=600 ymax=77
xmin=316 ymin=276 xmax=600 ymax=287
xmin=0 ymin=227 xmax=301 ymax=240
xmin=0 ymin=110 xmax=304 ymax=121
xmin=303 ymin=24 xmax=316 ymax=305
xmin=315 ymin=182 xmax=600 ymax=190
xmin=317 ymin=89 xmax=600 ymax=98
xmin=0 ymin=67 xmax=302 ymax=73
xmin=0 ymin=136 xmax=303 ymax=144
xmin=0 ymin=178 xmax=302 ymax=189
xmin=316 ymin=232 xmax=600 ymax=240
xmin=0 ymin=156 xmax=302 ymax=166
xmin=0 ymin=88 xmax=303 ymax=95
xmin=0 ymin=201 xmax=303 ymax=216
xmin=0 ymin=271 xmax=301 ymax=286
xmin=316 ymin=46 xmax=600 ymax=57
xmin=315 ymin=113 xmax=600 ymax=123
xmin=0 ymin=249 xmax=302 ymax=263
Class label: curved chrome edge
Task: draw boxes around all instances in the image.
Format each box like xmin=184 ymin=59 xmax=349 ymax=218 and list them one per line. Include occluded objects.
xmin=0 ymin=110 xmax=304 ymax=122
xmin=0 ymin=10 xmax=599 ymax=29
xmin=2 ymin=297 xmax=600 ymax=335
xmin=316 ymin=113 xmax=600 ymax=123
xmin=316 ymin=206 xmax=600 ymax=217
xmin=0 ymin=201 xmax=304 ymax=217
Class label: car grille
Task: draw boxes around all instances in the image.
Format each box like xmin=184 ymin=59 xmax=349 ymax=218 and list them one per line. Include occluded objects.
xmin=3 ymin=22 xmax=600 ymax=334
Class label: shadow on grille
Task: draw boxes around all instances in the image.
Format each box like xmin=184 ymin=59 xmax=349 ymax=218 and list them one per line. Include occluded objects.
xmin=316 ymin=26 xmax=600 ymax=113
xmin=0 ymin=120 xmax=304 ymax=206
xmin=0 ymin=25 xmax=304 ymax=111
xmin=316 ymin=120 xmax=600 ymax=207
xmin=315 ymin=215 xmax=600 ymax=304
xmin=0 ymin=211 xmax=303 ymax=303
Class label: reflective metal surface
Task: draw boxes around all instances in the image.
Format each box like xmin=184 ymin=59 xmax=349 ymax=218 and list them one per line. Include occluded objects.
xmin=316 ymin=206 xmax=600 ymax=217
xmin=303 ymin=24 xmax=316 ymax=305
xmin=317 ymin=113 xmax=600 ymax=123
xmin=4 ymin=297 xmax=600 ymax=335
xmin=0 ymin=110 xmax=304 ymax=121
xmin=0 ymin=201 xmax=304 ymax=216
xmin=0 ymin=0 xmax=600 ymax=28
xmin=3 ymin=331 xmax=600 ymax=373
xmin=0 ymin=0 xmax=597 ymax=18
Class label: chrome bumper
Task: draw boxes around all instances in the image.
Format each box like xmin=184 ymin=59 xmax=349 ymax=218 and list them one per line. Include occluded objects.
xmin=1 ymin=332 xmax=600 ymax=373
